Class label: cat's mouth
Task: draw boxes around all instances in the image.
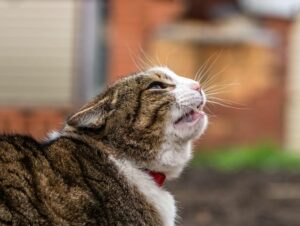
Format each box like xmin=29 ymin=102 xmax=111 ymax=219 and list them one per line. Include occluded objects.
xmin=174 ymin=104 xmax=205 ymax=126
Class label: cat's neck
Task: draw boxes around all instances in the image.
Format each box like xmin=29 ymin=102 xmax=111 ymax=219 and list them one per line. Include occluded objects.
xmin=147 ymin=140 xmax=193 ymax=180
xmin=61 ymin=125 xmax=160 ymax=162
xmin=60 ymin=125 xmax=192 ymax=181
xmin=60 ymin=127 xmax=119 ymax=157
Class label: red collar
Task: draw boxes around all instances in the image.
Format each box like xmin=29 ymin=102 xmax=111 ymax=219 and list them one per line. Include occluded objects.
xmin=144 ymin=170 xmax=166 ymax=187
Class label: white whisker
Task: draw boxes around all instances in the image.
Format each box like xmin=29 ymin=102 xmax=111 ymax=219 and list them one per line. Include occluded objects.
xmin=126 ymin=45 xmax=144 ymax=72
xmin=197 ymin=50 xmax=223 ymax=86
xmin=195 ymin=52 xmax=219 ymax=82
xmin=206 ymin=100 xmax=246 ymax=110
xmin=138 ymin=45 xmax=156 ymax=69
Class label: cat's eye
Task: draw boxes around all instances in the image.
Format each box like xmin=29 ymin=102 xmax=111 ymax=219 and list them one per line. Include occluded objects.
xmin=147 ymin=81 xmax=167 ymax=90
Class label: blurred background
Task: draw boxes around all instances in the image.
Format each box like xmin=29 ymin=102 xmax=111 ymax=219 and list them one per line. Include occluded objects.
xmin=2 ymin=0 xmax=300 ymax=225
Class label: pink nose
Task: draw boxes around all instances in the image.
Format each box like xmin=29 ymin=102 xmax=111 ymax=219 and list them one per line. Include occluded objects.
xmin=191 ymin=83 xmax=201 ymax=91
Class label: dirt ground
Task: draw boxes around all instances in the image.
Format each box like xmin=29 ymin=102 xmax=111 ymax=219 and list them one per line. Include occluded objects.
xmin=167 ymin=168 xmax=300 ymax=226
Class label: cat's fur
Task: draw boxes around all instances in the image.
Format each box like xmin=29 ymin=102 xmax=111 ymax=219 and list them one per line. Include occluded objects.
xmin=0 ymin=67 xmax=207 ymax=226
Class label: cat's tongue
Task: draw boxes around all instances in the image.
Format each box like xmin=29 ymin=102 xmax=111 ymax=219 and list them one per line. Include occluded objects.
xmin=176 ymin=110 xmax=204 ymax=125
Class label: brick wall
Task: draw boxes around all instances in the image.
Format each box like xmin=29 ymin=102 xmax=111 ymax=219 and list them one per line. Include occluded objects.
xmin=107 ymin=0 xmax=183 ymax=82
xmin=0 ymin=1 xmax=290 ymax=148
xmin=0 ymin=108 xmax=69 ymax=140
xmin=106 ymin=1 xmax=290 ymax=149
xmin=0 ymin=0 xmax=183 ymax=140
xmin=0 ymin=1 xmax=77 ymax=139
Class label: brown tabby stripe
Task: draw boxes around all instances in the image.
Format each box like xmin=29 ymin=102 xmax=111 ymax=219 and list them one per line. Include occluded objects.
xmin=145 ymin=101 xmax=171 ymax=128
xmin=0 ymin=136 xmax=51 ymax=225
xmin=0 ymin=135 xmax=163 ymax=225
xmin=154 ymin=73 xmax=172 ymax=81
xmin=72 ymin=154 xmax=109 ymax=222
xmin=132 ymin=88 xmax=148 ymax=124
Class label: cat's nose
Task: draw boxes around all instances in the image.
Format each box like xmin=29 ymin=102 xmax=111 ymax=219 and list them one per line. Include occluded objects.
xmin=191 ymin=82 xmax=201 ymax=91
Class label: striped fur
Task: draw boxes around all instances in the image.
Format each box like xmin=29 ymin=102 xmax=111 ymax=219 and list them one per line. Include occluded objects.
xmin=0 ymin=135 xmax=161 ymax=225
xmin=0 ymin=67 xmax=208 ymax=225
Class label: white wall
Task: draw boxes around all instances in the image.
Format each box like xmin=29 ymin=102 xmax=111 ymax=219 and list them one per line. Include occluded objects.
xmin=240 ymin=0 xmax=300 ymax=18
xmin=0 ymin=1 xmax=77 ymax=106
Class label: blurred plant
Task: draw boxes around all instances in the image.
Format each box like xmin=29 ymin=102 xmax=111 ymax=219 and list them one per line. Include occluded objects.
xmin=192 ymin=143 xmax=300 ymax=171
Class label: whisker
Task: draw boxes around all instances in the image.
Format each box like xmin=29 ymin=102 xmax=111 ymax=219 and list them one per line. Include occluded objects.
xmin=207 ymin=97 xmax=244 ymax=107
xmin=206 ymin=100 xmax=246 ymax=110
xmin=204 ymin=87 xmax=233 ymax=95
xmin=137 ymin=54 xmax=151 ymax=69
xmin=201 ymin=64 xmax=231 ymax=90
xmin=200 ymin=50 xmax=223 ymax=84
xmin=198 ymin=50 xmax=223 ymax=86
xmin=194 ymin=51 xmax=220 ymax=81
xmin=206 ymin=100 xmax=236 ymax=108
xmin=126 ymin=45 xmax=144 ymax=72
xmin=205 ymin=91 xmax=232 ymax=97
xmin=206 ymin=94 xmax=243 ymax=103
xmin=203 ymin=83 xmax=240 ymax=99
xmin=138 ymin=45 xmax=156 ymax=68
xmin=203 ymin=105 xmax=214 ymax=115
xmin=204 ymin=90 xmax=235 ymax=97
xmin=154 ymin=48 xmax=163 ymax=68
xmin=194 ymin=58 xmax=211 ymax=81
xmin=195 ymin=52 xmax=219 ymax=82
xmin=204 ymin=82 xmax=239 ymax=91
xmin=204 ymin=85 xmax=239 ymax=95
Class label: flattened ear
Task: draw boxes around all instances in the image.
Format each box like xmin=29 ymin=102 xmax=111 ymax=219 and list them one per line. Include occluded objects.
xmin=67 ymin=96 xmax=112 ymax=128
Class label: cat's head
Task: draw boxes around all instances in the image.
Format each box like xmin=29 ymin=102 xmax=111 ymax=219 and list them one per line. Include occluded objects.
xmin=65 ymin=67 xmax=208 ymax=179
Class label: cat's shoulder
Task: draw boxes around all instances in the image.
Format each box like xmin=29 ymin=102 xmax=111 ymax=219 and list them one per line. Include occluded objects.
xmin=0 ymin=134 xmax=42 ymax=163
xmin=0 ymin=134 xmax=39 ymax=143
xmin=0 ymin=134 xmax=42 ymax=149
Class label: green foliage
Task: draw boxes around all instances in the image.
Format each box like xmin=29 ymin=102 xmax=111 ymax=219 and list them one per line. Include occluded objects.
xmin=192 ymin=143 xmax=300 ymax=171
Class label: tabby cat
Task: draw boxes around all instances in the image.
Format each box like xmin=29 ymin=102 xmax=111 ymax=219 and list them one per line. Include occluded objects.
xmin=0 ymin=67 xmax=207 ymax=226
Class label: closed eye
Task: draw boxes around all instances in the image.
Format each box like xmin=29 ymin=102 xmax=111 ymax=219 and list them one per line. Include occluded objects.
xmin=147 ymin=81 xmax=168 ymax=90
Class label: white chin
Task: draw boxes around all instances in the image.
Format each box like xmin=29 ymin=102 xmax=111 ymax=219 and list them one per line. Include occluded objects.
xmin=174 ymin=113 xmax=208 ymax=141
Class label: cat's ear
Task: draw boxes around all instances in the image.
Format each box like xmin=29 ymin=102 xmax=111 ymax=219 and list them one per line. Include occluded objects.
xmin=67 ymin=96 xmax=112 ymax=128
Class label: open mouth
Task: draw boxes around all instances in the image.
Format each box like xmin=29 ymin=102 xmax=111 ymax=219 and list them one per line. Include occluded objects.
xmin=174 ymin=103 xmax=205 ymax=125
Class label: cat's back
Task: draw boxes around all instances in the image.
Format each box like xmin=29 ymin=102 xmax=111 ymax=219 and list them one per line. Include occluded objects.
xmin=0 ymin=135 xmax=162 ymax=225
xmin=0 ymin=135 xmax=43 ymax=186
xmin=0 ymin=135 xmax=50 ymax=225
xmin=44 ymin=137 xmax=162 ymax=225
xmin=0 ymin=134 xmax=42 ymax=162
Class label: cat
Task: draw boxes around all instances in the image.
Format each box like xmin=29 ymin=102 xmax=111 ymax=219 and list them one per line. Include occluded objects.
xmin=0 ymin=66 xmax=208 ymax=226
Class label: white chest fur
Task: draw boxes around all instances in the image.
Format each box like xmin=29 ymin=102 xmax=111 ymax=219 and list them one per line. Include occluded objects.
xmin=110 ymin=157 xmax=176 ymax=226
